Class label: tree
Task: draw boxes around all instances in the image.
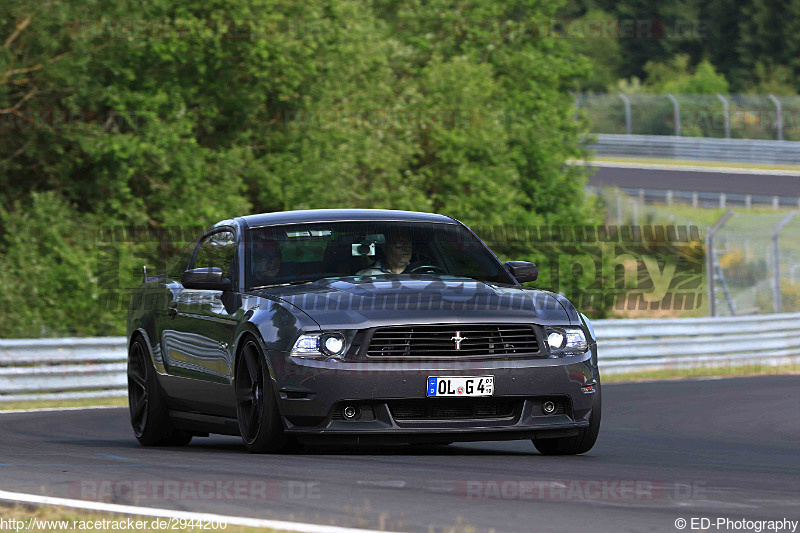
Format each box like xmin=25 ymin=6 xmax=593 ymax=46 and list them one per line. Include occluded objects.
xmin=643 ymin=55 xmax=730 ymax=94
xmin=0 ymin=0 xmax=601 ymax=336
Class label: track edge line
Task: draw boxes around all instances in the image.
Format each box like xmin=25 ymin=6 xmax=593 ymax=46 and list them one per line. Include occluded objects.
xmin=0 ymin=489 xmax=385 ymax=533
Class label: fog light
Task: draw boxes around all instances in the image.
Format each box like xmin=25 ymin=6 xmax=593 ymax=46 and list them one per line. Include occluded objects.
xmin=342 ymin=405 xmax=359 ymax=420
xmin=543 ymin=401 xmax=556 ymax=414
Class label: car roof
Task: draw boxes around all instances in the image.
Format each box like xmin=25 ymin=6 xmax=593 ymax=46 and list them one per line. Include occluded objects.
xmin=238 ymin=209 xmax=456 ymax=228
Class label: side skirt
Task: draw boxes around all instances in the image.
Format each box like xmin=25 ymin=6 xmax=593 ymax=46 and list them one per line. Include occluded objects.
xmin=168 ymin=410 xmax=240 ymax=436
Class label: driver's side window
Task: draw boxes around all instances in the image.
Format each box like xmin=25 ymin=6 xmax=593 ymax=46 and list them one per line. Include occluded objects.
xmin=191 ymin=230 xmax=237 ymax=282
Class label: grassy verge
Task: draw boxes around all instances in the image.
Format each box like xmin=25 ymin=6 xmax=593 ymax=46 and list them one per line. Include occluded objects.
xmin=0 ymin=503 xmax=285 ymax=532
xmin=588 ymin=156 xmax=800 ymax=172
xmin=614 ymin=201 xmax=800 ymax=230
xmin=603 ymin=362 xmax=800 ymax=383
xmin=0 ymin=396 xmax=127 ymax=411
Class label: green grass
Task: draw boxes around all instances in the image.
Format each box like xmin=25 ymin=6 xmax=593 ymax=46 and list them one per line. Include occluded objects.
xmin=596 ymin=184 xmax=800 ymax=234
xmin=642 ymin=203 xmax=799 ymax=228
xmin=0 ymin=396 xmax=127 ymax=411
xmin=589 ymin=156 xmax=800 ymax=172
xmin=603 ymin=362 xmax=800 ymax=383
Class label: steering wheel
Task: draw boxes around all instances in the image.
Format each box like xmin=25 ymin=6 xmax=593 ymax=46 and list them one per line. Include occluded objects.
xmin=409 ymin=264 xmax=446 ymax=274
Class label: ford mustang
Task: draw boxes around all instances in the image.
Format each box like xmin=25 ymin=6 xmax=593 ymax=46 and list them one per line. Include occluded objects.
xmin=126 ymin=209 xmax=600 ymax=454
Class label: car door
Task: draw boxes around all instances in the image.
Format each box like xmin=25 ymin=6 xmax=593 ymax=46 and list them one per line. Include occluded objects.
xmin=151 ymin=238 xmax=197 ymax=375
xmin=161 ymin=227 xmax=241 ymax=415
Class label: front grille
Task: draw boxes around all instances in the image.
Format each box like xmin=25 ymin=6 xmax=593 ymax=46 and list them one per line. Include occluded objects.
xmin=389 ymin=399 xmax=519 ymax=420
xmin=366 ymin=324 xmax=540 ymax=357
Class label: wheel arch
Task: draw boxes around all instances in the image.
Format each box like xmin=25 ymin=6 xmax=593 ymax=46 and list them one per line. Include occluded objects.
xmin=233 ymin=324 xmax=280 ymax=384
xmin=128 ymin=328 xmax=166 ymax=374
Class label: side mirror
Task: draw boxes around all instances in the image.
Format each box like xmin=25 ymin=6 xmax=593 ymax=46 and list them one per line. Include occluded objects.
xmin=505 ymin=261 xmax=538 ymax=283
xmin=181 ymin=267 xmax=232 ymax=291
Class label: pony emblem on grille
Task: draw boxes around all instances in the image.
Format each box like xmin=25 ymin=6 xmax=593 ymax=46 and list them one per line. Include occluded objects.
xmin=451 ymin=331 xmax=466 ymax=350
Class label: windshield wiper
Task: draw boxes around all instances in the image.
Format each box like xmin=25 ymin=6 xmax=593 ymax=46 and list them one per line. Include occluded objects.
xmin=250 ymin=279 xmax=319 ymax=289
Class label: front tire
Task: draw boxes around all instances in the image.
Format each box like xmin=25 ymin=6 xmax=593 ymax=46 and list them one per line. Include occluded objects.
xmin=128 ymin=337 xmax=192 ymax=447
xmin=532 ymin=391 xmax=601 ymax=455
xmin=235 ymin=339 xmax=291 ymax=453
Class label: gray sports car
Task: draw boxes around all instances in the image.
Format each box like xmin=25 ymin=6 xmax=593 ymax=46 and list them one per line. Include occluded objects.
xmin=126 ymin=209 xmax=601 ymax=454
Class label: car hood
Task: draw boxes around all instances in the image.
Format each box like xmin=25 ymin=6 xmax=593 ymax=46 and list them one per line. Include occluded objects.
xmin=254 ymin=276 xmax=578 ymax=329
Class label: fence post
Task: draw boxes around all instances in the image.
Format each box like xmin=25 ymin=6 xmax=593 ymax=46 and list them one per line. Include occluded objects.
xmin=715 ymin=93 xmax=730 ymax=138
xmin=667 ymin=93 xmax=680 ymax=136
xmin=772 ymin=211 xmax=798 ymax=313
xmin=706 ymin=210 xmax=735 ymax=317
xmin=619 ymin=93 xmax=632 ymax=134
xmin=767 ymin=94 xmax=783 ymax=141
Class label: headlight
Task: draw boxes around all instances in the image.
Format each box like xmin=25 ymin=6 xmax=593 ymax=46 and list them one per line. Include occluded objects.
xmin=320 ymin=333 xmax=345 ymax=356
xmin=291 ymin=332 xmax=347 ymax=359
xmin=544 ymin=327 xmax=587 ymax=357
xmin=547 ymin=331 xmax=565 ymax=350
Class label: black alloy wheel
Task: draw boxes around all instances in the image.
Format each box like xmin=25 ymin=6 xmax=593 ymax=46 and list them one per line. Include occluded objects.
xmin=127 ymin=340 xmax=149 ymax=435
xmin=235 ymin=338 xmax=293 ymax=453
xmin=236 ymin=339 xmax=266 ymax=445
xmin=127 ymin=337 xmax=192 ymax=446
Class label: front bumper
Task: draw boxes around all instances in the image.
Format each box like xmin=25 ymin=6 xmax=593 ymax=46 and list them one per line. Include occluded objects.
xmin=269 ymin=347 xmax=600 ymax=441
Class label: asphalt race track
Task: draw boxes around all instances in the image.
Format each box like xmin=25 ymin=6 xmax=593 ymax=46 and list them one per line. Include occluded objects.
xmin=588 ymin=165 xmax=800 ymax=197
xmin=0 ymin=376 xmax=798 ymax=532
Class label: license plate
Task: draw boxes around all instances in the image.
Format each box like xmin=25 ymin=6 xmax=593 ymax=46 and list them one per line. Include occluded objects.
xmin=427 ymin=376 xmax=494 ymax=397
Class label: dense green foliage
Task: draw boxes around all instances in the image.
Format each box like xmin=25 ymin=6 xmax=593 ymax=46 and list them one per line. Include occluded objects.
xmin=562 ymin=0 xmax=800 ymax=94
xmin=0 ymin=0 xmax=602 ymax=337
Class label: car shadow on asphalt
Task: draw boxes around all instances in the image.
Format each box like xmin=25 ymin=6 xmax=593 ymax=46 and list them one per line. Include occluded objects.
xmin=184 ymin=439 xmax=540 ymax=456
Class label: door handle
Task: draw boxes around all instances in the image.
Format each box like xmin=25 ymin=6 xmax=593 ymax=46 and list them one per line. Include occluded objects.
xmin=168 ymin=307 xmax=178 ymax=318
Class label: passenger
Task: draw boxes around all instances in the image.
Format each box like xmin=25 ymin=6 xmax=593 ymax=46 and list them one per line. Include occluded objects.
xmin=251 ymin=239 xmax=282 ymax=286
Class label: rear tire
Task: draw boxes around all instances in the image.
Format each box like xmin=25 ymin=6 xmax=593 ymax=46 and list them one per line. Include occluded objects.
xmin=532 ymin=391 xmax=601 ymax=455
xmin=235 ymin=338 xmax=293 ymax=453
xmin=128 ymin=337 xmax=192 ymax=447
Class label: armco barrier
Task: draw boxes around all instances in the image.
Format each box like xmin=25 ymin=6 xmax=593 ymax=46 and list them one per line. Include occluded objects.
xmin=587 ymin=134 xmax=800 ymax=165
xmin=1 ymin=313 xmax=799 ymax=401
xmin=595 ymin=312 xmax=800 ymax=374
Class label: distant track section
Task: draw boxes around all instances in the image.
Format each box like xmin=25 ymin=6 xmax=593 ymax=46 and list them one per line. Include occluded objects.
xmin=586 ymin=162 xmax=800 ymax=198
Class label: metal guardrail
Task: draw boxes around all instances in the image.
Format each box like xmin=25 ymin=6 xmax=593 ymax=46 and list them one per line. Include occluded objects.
xmin=596 ymin=313 xmax=800 ymax=374
xmin=590 ymin=185 xmax=800 ymax=210
xmin=588 ymin=134 xmax=800 ymax=165
xmin=1 ymin=314 xmax=799 ymax=401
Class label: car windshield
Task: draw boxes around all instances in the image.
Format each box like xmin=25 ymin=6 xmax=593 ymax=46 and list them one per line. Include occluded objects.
xmin=246 ymin=221 xmax=514 ymax=288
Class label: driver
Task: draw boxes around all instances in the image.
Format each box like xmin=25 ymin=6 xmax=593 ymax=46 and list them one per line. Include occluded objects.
xmin=356 ymin=230 xmax=413 ymax=275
